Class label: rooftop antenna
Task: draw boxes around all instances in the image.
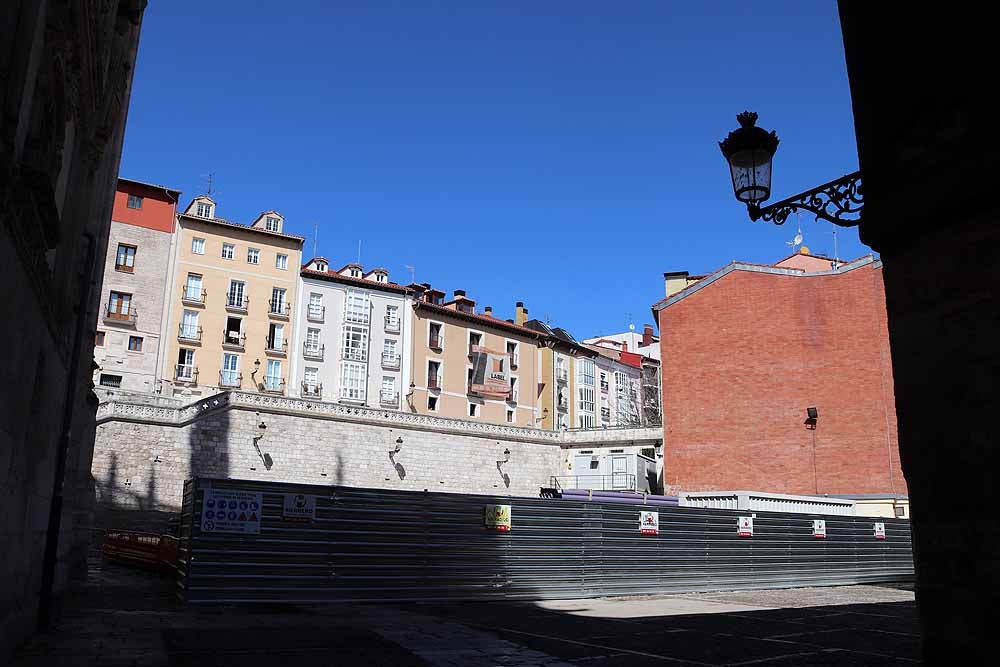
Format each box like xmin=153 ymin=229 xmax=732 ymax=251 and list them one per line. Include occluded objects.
xmin=201 ymin=172 xmax=216 ymax=196
xmin=405 ymin=264 xmax=415 ymax=284
xmin=357 ymin=239 xmax=362 ymax=265
xmin=312 ymin=224 xmax=319 ymax=258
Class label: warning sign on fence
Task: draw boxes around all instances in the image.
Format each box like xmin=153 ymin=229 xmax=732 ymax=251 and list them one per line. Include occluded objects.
xmin=201 ymin=489 xmax=262 ymax=534
xmin=813 ymin=519 xmax=827 ymax=539
xmin=874 ymin=522 xmax=886 ymax=540
xmin=639 ymin=511 xmax=659 ymax=535
xmin=737 ymin=516 xmax=754 ymax=537
xmin=282 ymin=493 xmax=317 ymax=522
xmin=484 ymin=504 xmax=511 ymax=531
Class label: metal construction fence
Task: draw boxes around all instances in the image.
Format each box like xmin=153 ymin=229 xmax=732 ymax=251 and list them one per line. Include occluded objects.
xmin=177 ymin=477 xmax=913 ymax=604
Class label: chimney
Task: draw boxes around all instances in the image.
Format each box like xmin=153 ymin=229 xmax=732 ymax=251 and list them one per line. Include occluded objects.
xmin=622 ymin=340 xmax=628 ymax=352
xmin=664 ymin=271 xmax=690 ymax=297
xmin=515 ymin=301 xmax=528 ymax=325
xmin=484 ymin=306 xmax=493 ymax=316
xmin=454 ymin=289 xmax=466 ymax=298
xmin=642 ymin=324 xmax=654 ymax=347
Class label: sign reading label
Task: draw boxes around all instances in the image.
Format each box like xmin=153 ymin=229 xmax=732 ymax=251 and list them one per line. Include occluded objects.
xmin=639 ymin=511 xmax=659 ymax=535
xmin=201 ymin=489 xmax=262 ymax=534
xmin=282 ymin=493 xmax=317 ymax=522
xmin=813 ymin=519 xmax=827 ymax=539
xmin=484 ymin=504 xmax=511 ymax=531
xmin=737 ymin=516 xmax=754 ymax=537
xmin=874 ymin=522 xmax=886 ymax=539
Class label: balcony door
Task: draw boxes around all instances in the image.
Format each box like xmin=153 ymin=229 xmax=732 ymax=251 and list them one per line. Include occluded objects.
xmin=109 ymin=291 xmax=131 ymax=317
xmin=222 ymin=353 xmax=239 ymax=385
xmin=228 ymin=280 xmax=245 ymax=306
xmin=185 ymin=274 xmax=202 ymax=300
xmin=181 ymin=310 xmax=199 ymax=338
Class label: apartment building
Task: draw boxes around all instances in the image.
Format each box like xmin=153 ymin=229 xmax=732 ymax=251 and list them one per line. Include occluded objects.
xmin=523 ymin=315 xmax=597 ymax=430
xmin=409 ymin=288 xmax=543 ymax=426
xmin=583 ymin=323 xmax=660 ymax=361
xmin=290 ymin=258 xmax=412 ymax=406
xmin=161 ymin=196 xmax=303 ymax=396
xmin=585 ymin=344 xmax=643 ymax=426
xmin=94 ymin=178 xmax=181 ymax=392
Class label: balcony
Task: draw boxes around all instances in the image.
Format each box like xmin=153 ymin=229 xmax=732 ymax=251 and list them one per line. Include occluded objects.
xmin=339 ymin=389 xmax=366 ymax=404
xmin=225 ymin=295 xmax=249 ymax=314
xmin=556 ymin=369 xmax=568 ymax=383
xmin=265 ymin=338 xmax=288 ymax=356
xmin=600 ymin=382 xmax=609 ymax=393
xmin=307 ymin=306 xmax=325 ymax=323
xmin=103 ymin=304 xmax=137 ymax=326
xmin=557 ymin=395 xmax=568 ymax=411
xmin=181 ymin=287 xmax=206 ymax=306
xmin=177 ymin=324 xmax=202 ymax=343
xmin=342 ymin=347 xmax=367 ymax=362
xmin=175 ymin=364 xmax=198 ymax=384
xmin=428 ymin=333 xmax=443 ymax=351
xmin=381 ymin=352 xmax=400 ymax=369
xmin=301 ymin=382 xmax=323 ymax=400
xmin=427 ymin=373 xmax=442 ymax=390
xmin=600 ymin=407 xmax=611 ymax=421
xmin=509 ymin=352 xmax=519 ymax=369
xmin=380 ymin=390 xmax=400 ymax=407
xmin=262 ymin=377 xmax=285 ymax=395
xmin=303 ymin=342 xmax=325 ymax=360
xmin=222 ymin=331 xmax=246 ymax=351
xmin=219 ymin=371 xmax=242 ymax=388
xmin=268 ymin=300 xmax=290 ymax=319
xmin=384 ymin=315 xmax=400 ymax=333
xmin=344 ymin=311 xmax=369 ymax=325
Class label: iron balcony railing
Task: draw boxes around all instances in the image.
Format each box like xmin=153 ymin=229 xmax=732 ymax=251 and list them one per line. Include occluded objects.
xmin=381 ymin=352 xmax=400 ymax=369
xmin=380 ymin=390 xmax=399 ymax=407
xmin=178 ymin=324 xmax=202 ymax=342
xmin=175 ymin=364 xmax=198 ymax=383
xmin=428 ymin=333 xmax=443 ymax=350
xmin=225 ymin=294 xmax=249 ymax=313
xmin=104 ymin=304 xmax=137 ymax=325
xmin=556 ymin=368 xmax=568 ymax=383
xmin=114 ymin=262 xmax=134 ymax=273
xmin=265 ymin=338 xmax=288 ymax=355
xmin=301 ymin=382 xmax=322 ymax=400
xmin=303 ymin=343 xmax=324 ymax=360
xmin=99 ymin=374 xmax=122 ymax=389
xmin=222 ymin=331 xmax=246 ymax=350
xmin=181 ymin=287 xmax=206 ymax=305
xmin=262 ymin=377 xmax=285 ymax=394
xmin=307 ymin=305 xmax=325 ymax=322
xmin=342 ymin=347 xmax=367 ymax=362
xmin=427 ymin=373 xmax=441 ymax=390
xmin=549 ymin=473 xmax=637 ymax=492
xmin=268 ymin=300 xmax=290 ymax=318
xmin=219 ymin=371 xmax=242 ymax=388
xmin=384 ymin=316 xmax=400 ymax=332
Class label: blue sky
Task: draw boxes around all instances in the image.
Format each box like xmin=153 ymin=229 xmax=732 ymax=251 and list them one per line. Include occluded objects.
xmin=121 ymin=1 xmax=864 ymax=338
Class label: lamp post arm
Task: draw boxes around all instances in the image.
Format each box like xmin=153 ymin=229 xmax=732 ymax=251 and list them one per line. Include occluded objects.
xmin=749 ymin=171 xmax=863 ymax=227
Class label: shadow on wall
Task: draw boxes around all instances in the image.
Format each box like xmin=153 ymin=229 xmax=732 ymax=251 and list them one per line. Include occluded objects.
xmin=190 ymin=409 xmax=231 ymax=488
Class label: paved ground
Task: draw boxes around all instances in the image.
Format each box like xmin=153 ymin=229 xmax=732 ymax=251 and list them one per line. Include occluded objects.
xmin=11 ymin=559 xmax=918 ymax=666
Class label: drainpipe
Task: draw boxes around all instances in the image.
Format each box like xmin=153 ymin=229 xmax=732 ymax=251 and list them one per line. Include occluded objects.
xmin=38 ymin=231 xmax=97 ymax=629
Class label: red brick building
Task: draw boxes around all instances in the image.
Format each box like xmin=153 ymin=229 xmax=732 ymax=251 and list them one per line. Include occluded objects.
xmin=653 ymin=251 xmax=904 ymax=497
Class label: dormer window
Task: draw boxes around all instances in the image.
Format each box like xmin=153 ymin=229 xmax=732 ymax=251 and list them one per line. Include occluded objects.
xmin=265 ymin=216 xmax=280 ymax=232
xmin=196 ymin=201 xmax=212 ymax=218
xmin=315 ymin=260 xmax=328 ymax=272
xmin=458 ymin=303 xmax=474 ymax=314
xmin=350 ymin=268 xmax=361 ymax=278
xmin=375 ymin=272 xmax=387 ymax=283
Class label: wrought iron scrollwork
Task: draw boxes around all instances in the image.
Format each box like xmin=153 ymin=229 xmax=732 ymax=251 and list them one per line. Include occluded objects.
xmin=748 ymin=171 xmax=863 ymax=227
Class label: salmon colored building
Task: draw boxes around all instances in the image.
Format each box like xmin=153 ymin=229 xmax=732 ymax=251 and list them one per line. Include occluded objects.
xmin=653 ymin=251 xmax=905 ymax=498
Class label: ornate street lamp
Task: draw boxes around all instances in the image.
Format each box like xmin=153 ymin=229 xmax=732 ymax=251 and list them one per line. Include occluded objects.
xmin=720 ymin=111 xmax=863 ymax=227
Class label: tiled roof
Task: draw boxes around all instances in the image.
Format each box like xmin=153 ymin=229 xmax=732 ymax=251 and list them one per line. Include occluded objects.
xmin=301 ymin=268 xmax=412 ymax=294
xmin=178 ymin=212 xmax=305 ymax=242
xmin=415 ymin=301 xmax=543 ymax=339
xmin=119 ymin=177 xmax=182 ymax=197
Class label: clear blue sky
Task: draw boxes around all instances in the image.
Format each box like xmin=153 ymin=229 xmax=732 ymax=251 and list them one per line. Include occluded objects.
xmin=121 ymin=1 xmax=865 ymax=338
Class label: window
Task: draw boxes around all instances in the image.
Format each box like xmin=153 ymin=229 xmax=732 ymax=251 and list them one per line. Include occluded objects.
xmin=184 ymin=273 xmax=203 ymax=302
xmin=578 ymin=412 xmax=595 ymax=428
xmin=265 ymin=360 xmax=282 ymax=391
xmin=308 ymin=293 xmax=323 ymax=320
xmin=191 ymin=237 xmax=205 ymax=254
xmin=577 ymin=359 xmax=595 ymax=387
xmin=303 ymin=367 xmax=319 ymax=389
xmin=350 ymin=267 xmax=361 ymax=278
xmin=557 ymin=414 xmax=568 ymax=429
xmin=578 ymin=387 xmax=595 ymax=414
xmin=176 ymin=348 xmax=195 ymax=379
xmin=221 ymin=353 xmax=240 ymax=385
xmin=115 ymin=244 xmax=136 ymax=272
xmin=458 ymin=302 xmax=474 ymax=314
xmin=99 ymin=374 xmax=122 ymax=388
xmin=506 ymin=341 xmax=518 ymax=368
xmin=306 ymin=327 xmax=321 ymax=349
xmin=270 ymin=287 xmax=287 ymax=314
xmin=506 ymin=409 xmax=514 ymax=423
xmin=381 ymin=376 xmax=396 ymax=402
xmin=375 ymin=272 xmax=387 ymax=283
xmin=600 ymin=372 xmax=609 ymax=392
xmin=342 ymin=325 xmax=368 ymax=361
xmin=383 ymin=339 xmax=397 ymax=357
xmin=429 ymin=322 xmax=443 ymax=349
xmin=468 ymin=402 xmax=479 ymax=418
xmin=509 ymin=376 xmax=518 ymax=402
xmin=95 ymin=331 xmax=105 ymax=347
xmin=107 ymin=291 xmax=132 ymax=319
xmin=247 ymin=247 xmax=260 ymax=264
xmin=340 ymin=362 xmax=366 ymax=401
xmin=221 ymin=243 xmax=234 ymax=260
xmin=265 ymin=216 xmax=280 ymax=232
xmin=427 ymin=395 xmax=438 ymax=411
xmin=267 ymin=323 xmax=284 ymax=350
xmin=344 ymin=290 xmax=369 ymax=324
xmin=227 ymin=280 xmax=246 ymax=308
xmin=468 ymin=331 xmax=482 ymax=352
xmin=427 ymin=360 xmax=441 ymax=389
xmin=196 ymin=201 xmax=212 ymax=217
xmin=225 ymin=316 xmax=243 ymax=345
xmin=276 ymin=253 xmax=288 ymax=269
xmin=181 ymin=310 xmax=199 ymax=339
xmin=127 ymin=194 xmax=143 ymax=209
xmin=385 ymin=305 xmax=399 ymax=330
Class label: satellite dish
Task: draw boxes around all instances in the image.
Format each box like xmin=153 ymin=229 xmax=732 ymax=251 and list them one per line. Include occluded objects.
xmin=629 ymin=323 xmax=635 ymax=332
xmin=786 ymin=226 xmax=803 ymax=248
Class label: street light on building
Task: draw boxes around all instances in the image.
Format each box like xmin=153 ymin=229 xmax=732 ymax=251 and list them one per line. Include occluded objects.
xmin=719 ymin=111 xmax=864 ymax=227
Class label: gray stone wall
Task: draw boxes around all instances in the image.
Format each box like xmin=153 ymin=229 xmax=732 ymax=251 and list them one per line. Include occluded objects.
xmin=94 ymin=220 xmax=174 ymax=393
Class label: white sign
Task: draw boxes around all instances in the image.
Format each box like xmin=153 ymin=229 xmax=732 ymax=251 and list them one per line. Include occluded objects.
xmin=738 ymin=516 xmax=754 ymax=537
xmin=813 ymin=519 xmax=827 ymax=539
xmin=484 ymin=504 xmax=511 ymax=531
xmin=639 ymin=511 xmax=659 ymax=535
xmin=282 ymin=493 xmax=317 ymax=522
xmin=201 ymin=489 xmax=262 ymax=534
xmin=874 ymin=522 xmax=886 ymax=540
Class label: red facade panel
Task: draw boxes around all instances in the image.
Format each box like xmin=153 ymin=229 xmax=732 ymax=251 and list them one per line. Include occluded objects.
xmin=112 ymin=179 xmax=178 ymax=233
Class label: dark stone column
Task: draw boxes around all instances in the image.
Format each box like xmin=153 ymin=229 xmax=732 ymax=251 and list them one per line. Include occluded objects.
xmin=839 ymin=2 xmax=1000 ymax=662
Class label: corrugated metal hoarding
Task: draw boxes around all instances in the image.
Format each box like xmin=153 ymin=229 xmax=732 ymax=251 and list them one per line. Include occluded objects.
xmin=177 ymin=478 xmax=913 ymax=604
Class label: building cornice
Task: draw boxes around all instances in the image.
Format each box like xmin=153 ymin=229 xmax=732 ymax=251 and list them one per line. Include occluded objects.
xmin=177 ymin=213 xmax=306 ymax=243
xmin=301 ymin=268 xmax=413 ymax=295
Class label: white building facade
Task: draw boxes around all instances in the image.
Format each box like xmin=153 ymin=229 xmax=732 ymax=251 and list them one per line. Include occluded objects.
xmin=290 ymin=258 xmax=412 ymax=408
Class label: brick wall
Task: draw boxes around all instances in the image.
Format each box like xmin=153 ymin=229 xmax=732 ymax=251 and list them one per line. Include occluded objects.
xmin=658 ymin=261 xmax=904 ymax=496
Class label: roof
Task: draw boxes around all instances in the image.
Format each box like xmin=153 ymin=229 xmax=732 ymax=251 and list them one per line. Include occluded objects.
xmin=178 ymin=212 xmax=305 ymax=242
xmin=118 ymin=177 xmax=182 ymax=198
xmin=652 ymin=254 xmax=877 ymax=313
xmin=301 ymin=268 xmax=412 ymax=295
xmin=525 ymin=319 xmax=597 ymax=356
xmin=415 ymin=301 xmax=543 ymax=339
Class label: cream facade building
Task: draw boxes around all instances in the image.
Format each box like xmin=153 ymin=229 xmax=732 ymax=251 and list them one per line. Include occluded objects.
xmin=160 ymin=196 xmax=303 ymax=397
